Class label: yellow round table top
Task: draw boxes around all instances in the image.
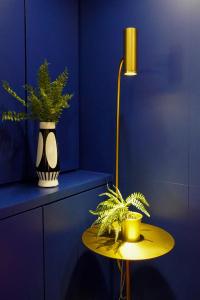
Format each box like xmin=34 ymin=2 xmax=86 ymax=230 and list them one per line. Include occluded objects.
xmin=82 ymin=223 xmax=175 ymax=261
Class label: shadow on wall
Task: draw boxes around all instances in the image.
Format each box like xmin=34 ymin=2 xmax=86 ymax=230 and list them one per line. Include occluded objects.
xmin=65 ymin=251 xmax=110 ymax=300
xmin=0 ymin=104 xmax=37 ymax=183
xmin=0 ymin=117 xmax=27 ymax=183
xmin=167 ymin=45 xmax=183 ymax=89
xmin=134 ymin=265 xmax=175 ymax=300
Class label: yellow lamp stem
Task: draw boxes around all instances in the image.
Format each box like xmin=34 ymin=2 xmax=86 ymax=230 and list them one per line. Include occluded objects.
xmin=115 ymin=58 xmax=124 ymax=190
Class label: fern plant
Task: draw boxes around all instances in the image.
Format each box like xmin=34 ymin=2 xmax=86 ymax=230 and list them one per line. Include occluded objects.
xmin=89 ymin=185 xmax=150 ymax=241
xmin=2 ymin=60 xmax=73 ymax=123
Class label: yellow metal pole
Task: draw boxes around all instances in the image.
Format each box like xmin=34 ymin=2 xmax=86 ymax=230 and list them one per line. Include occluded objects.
xmin=126 ymin=261 xmax=131 ymax=300
xmin=115 ymin=59 xmax=132 ymax=300
xmin=115 ymin=58 xmax=124 ymax=190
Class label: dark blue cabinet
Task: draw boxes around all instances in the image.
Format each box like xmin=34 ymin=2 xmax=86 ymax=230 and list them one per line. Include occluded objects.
xmin=0 ymin=171 xmax=112 ymax=300
xmin=0 ymin=208 xmax=43 ymax=300
xmin=44 ymin=185 xmax=112 ymax=300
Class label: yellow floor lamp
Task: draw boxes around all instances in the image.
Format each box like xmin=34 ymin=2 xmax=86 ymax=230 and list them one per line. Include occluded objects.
xmin=82 ymin=27 xmax=175 ymax=300
xmin=115 ymin=27 xmax=137 ymax=300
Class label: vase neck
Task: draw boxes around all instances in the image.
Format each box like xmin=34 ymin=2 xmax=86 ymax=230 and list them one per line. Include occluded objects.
xmin=40 ymin=122 xmax=56 ymax=129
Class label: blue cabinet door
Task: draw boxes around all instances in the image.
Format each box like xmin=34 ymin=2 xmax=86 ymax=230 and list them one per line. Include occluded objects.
xmin=0 ymin=208 xmax=44 ymax=300
xmin=44 ymin=185 xmax=113 ymax=300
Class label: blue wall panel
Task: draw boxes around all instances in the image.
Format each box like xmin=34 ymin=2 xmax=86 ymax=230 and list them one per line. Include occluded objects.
xmin=80 ymin=0 xmax=190 ymax=183
xmin=80 ymin=0 xmax=200 ymax=299
xmin=0 ymin=0 xmax=79 ymax=184
xmin=26 ymin=0 xmax=79 ymax=176
xmin=0 ymin=0 xmax=26 ymax=184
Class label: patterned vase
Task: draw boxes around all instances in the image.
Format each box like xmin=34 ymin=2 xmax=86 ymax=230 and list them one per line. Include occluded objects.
xmin=36 ymin=122 xmax=60 ymax=187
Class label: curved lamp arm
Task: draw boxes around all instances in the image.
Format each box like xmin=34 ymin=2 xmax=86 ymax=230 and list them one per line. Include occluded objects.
xmin=115 ymin=58 xmax=124 ymax=189
xmin=115 ymin=27 xmax=137 ymax=190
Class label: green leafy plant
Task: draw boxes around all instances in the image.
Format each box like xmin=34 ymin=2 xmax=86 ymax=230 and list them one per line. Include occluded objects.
xmin=89 ymin=185 xmax=150 ymax=241
xmin=2 ymin=60 xmax=73 ymax=123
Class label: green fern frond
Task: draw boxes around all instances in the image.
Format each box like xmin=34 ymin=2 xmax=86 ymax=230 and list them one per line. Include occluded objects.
xmin=106 ymin=185 xmax=119 ymax=198
xmin=61 ymin=93 xmax=73 ymax=108
xmin=107 ymin=185 xmax=124 ymax=203
xmin=2 ymin=81 xmax=26 ymax=107
xmin=38 ymin=59 xmax=51 ymax=95
xmin=132 ymin=192 xmax=150 ymax=207
xmin=51 ymin=68 xmax=68 ymax=91
xmin=98 ymin=204 xmax=124 ymax=236
xmin=91 ymin=218 xmax=102 ymax=226
xmin=126 ymin=196 xmax=150 ymax=217
xmin=99 ymin=192 xmax=121 ymax=204
xmin=89 ymin=208 xmax=110 ymax=217
xmin=91 ymin=209 xmax=111 ymax=226
xmin=89 ymin=209 xmax=99 ymax=216
xmin=27 ymin=91 xmax=42 ymax=120
xmin=97 ymin=199 xmax=117 ymax=210
xmin=2 ymin=111 xmax=27 ymax=121
xmin=113 ymin=186 xmax=124 ymax=203
xmin=2 ymin=60 xmax=73 ymax=123
xmin=113 ymin=222 xmax=121 ymax=242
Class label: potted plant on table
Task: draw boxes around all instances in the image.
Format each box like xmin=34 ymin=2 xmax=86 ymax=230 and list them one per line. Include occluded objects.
xmin=1 ymin=60 xmax=73 ymax=187
xmin=89 ymin=185 xmax=150 ymax=242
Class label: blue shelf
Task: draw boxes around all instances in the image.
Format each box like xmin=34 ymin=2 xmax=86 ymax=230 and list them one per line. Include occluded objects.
xmin=0 ymin=170 xmax=112 ymax=220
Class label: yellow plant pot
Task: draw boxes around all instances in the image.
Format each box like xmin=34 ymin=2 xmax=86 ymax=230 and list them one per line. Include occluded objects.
xmin=121 ymin=212 xmax=143 ymax=242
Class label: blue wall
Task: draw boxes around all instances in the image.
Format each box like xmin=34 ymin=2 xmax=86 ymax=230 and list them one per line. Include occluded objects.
xmin=0 ymin=0 xmax=26 ymax=184
xmin=0 ymin=0 xmax=79 ymax=184
xmin=26 ymin=0 xmax=79 ymax=176
xmin=80 ymin=1 xmax=200 ymax=299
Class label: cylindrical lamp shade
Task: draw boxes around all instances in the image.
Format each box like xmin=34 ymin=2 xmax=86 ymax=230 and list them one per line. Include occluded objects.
xmin=124 ymin=27 xmax=137 ymax=76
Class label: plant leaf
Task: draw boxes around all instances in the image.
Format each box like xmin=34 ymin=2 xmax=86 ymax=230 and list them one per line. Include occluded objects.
xmin=126 ymin=195 xmax=150 ymax=217
xmin=2 ymin=111 xmax=28 ymax=121
xmin=132 ymin=192 xmax=150 ymax=207
xmin=2 ymin=81 xmax=26 ymax=107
